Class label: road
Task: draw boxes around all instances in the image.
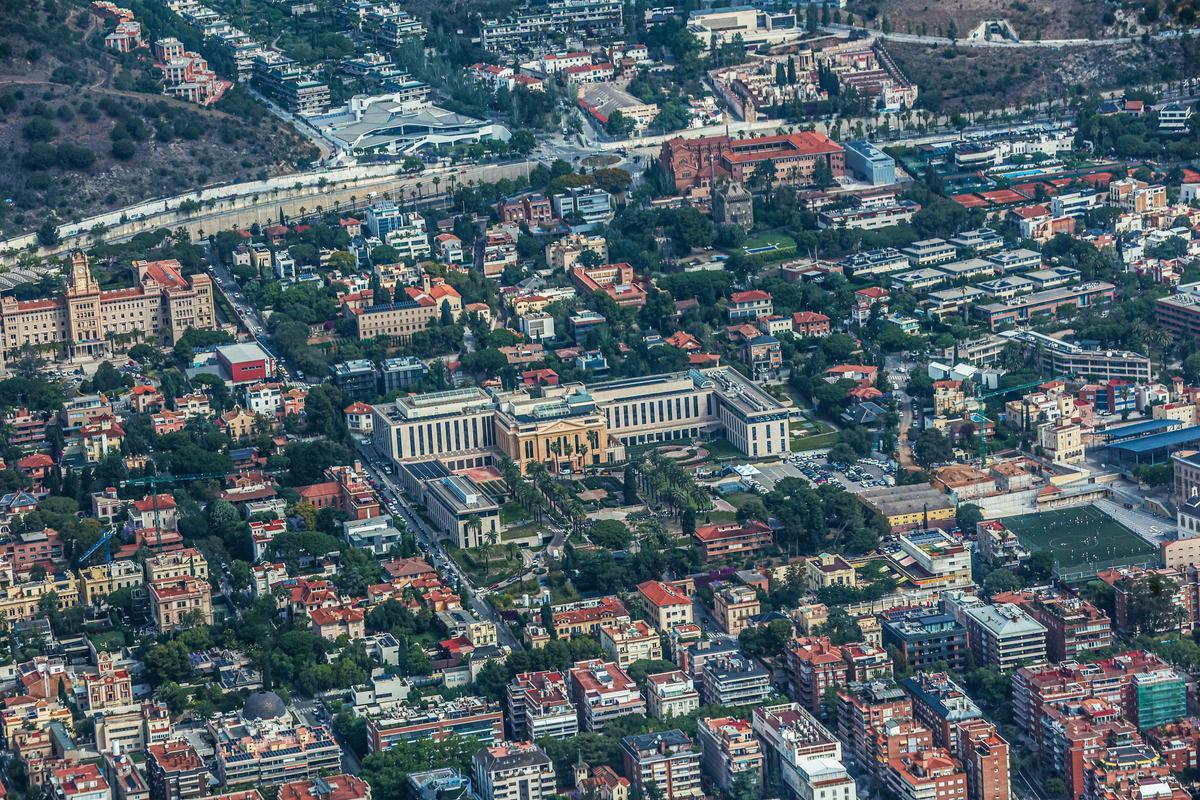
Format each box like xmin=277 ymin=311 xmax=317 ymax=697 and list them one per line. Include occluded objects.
xmin=826 ymin=21 xmax=1200 ymax=47
xmin=352 ymin=442 xmax=522 ymax=651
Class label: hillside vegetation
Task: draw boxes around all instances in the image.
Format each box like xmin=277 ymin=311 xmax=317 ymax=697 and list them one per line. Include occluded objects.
xmin=0 ymin=0 xmax=317 ymax=240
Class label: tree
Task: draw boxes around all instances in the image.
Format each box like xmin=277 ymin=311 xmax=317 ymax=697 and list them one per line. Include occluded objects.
xmin=956 ymin=503 xmax=983 ymax=532
xmin=605 ymin=110 xmax=635 ymax=137
xmin=1023 ymin=550 xmax=1056 ymax=583
xmin=37 ymin=219 xmax=59 ymax=247
xmin=1120 ymin=573 xmax=1186 ymax=634
xmin=623 ymin=465 xmax=638 ymax=504
xmin=983 ymin=568 xmax=1022 ymax=598
xmin=912 ymin=428 xmax=953 ymax=469
xmin=812 ymin=158 xmax=834 ymax=189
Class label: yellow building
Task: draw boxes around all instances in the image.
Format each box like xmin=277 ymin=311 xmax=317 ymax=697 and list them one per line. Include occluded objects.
xmin=145 ymin=548 xmax=209 ymax=583
xmin=804 ymin=553 xmax=858 ymax=592
xmin=0 ymin=698 xmax=73 ymax=745
xmin=78 ymin=560 xmax=144 ymax=607
xmin=494 ymin=385 xmax=612 ymax=475
xmin=545 ymin=233 xmax=608 ymax=272
xmin=0 ymin=573 xmax=80 ymax=624
xmin=219 ymin=406 xmax=259 ymax=440
xmin=0 ymin=252 xmax=215 ymax=360
xmin=857 ymin=485 xmax=956 ymax=533
xmin=713 ymin=584 xmax=759 ymax=636
xmin=1037 ymin=422 xmax=1085 ymax=465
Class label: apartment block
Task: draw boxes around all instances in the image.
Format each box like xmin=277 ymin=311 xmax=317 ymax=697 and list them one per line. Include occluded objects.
xmin=645 ymin=671 xmax=701 ymax=720
xmin=366 ymin=697 xmax=504 ymax=753
xmin=621 ymin=730 xmax=702 ymax=800
xmin=473 ymin=742 xmax=556 ymax=800
xmin=698 ymin=717 xmax=763 ymax=794
xmin=752 ymin=703 xmax=842 ymax=799
xmin=506 ymin=671 xmax=578 ymax=740
xmin=569 ymin=659 xmax=647 ymax=732
xmin=637 ymin=580 xmax=694 ymax=631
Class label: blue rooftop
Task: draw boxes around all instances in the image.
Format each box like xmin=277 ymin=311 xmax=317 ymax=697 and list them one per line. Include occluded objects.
xmin=1105 ymin=425 xmax=1200 ymax=454
xmin=1102 ymin=418 xmax=1180 ymax=441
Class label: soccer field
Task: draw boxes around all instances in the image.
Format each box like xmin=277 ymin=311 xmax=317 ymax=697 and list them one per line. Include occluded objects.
xmin=1002 ymin=505 xmax=1157 ymax=577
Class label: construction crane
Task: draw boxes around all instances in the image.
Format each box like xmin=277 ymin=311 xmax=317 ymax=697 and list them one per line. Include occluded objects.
xmin=973 ymin=378 xmax=1059 ymax=466
xmin=121 ymin=470 xmax=230 ymax=549
xmin=77 ymin=525 xmax=120 ymax=566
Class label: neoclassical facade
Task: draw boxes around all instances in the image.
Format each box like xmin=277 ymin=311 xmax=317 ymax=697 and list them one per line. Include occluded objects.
xmin=0 ymin=252 xmax=216 ymax=361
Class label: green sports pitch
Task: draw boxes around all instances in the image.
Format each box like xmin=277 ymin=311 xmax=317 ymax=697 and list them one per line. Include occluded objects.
xmin=1001 ymin=505 xmax=1157 ymax=578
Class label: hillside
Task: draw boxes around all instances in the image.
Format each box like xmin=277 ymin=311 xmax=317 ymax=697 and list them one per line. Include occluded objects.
xmin=0 ymin=0 xmax=318 ymax=241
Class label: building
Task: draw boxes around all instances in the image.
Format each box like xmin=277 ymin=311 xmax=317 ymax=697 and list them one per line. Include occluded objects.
xmin=836 ymin=680 xmax=914 ymax=776
xmin=900 ymin=673 xmax=982 ymax=753
xmin=976 ymin=282 xmax=1116 ymax=331
xmin=955 ymin=720 xmax=1010 ymax=800
xmin=637 ymin=580 xmax=694 ymax=631
xmin=546 ymin=233 xmax=608 ymax=271
xmin=147 ymin=739 xmax=207 ymax=800
xmin=372 ymin=368 xmax=794 ymax=473
xmin=506 ymin=672 xmax=578 ymax=741
xmin=660 ymin=132 xmax=844 ymax=192
xmin=148 ymin=576 xmax=212 ymax=632
xmin=473 ymin=742 xmax=556 ymax=800
xmin=792 ymin=312 xmax=831 ymax=337
xmin=752 ymin=702 xmax=843 ymax=799
xmin=52 ymin=765 xmax=110 ymax=800
xmin=804 ymin=553 xmax=857 ymax=592
xmin=480 ymin=0 xmax=623 ymax=52
xmin=0 ymin=253 xmax=215 ymax=359
xmin=600 ymin=620 xmax=662 ymax=667
xmin=331 ymin=361 xmax=378 ymax=403
xmin=887 ymin=529 xmax=973 ymax=590
xmin=713 ymin=583 xmax=760 ymax=635
xmin=698 ymin=717 xmax=763 ymax=793
xmin=843 ymin=140 xmax=896 ymax=185
xmin=422 ymin=475 xmax=500 ymax=549
xmin=790 ymin=759 xmax=858 ymax=800
xmin=276 ymin=777 xmax=369 ymax=800
xmin=858 ymin=485 xmax=956 ymax=533
xmin=253 ymin=54 xmax=330 ymax=113
xmin=886 ymin=750 xmax=967 ymax=800
xmin=621 ymin=730 xmax=702 ymax=800
xmin=700 ymin=653 xmax=772 ymax=707
xmin=366 ymin=697 xmax=504 ymax=753
xmin=693 ymin=520 xmax=773 ymax=560
xmin=944 ymin=593 xmax=1047 ymax=671
xmin=881 ymin=609 xmax=969 ymax=673
xmin=569 ymin=659 xmax=647 ymax=732
xmin=552 ymin=187 xmax=614 ymax=226
xmin=1002 ymin=330 xmax=1152 ymax=382
xmin=713 ymin=182 xmax=754 ymax=230
xmin=646 ymin=671 xmax=701 ymax=720
xmin=551 ymin=597 xmax=631 ymax=639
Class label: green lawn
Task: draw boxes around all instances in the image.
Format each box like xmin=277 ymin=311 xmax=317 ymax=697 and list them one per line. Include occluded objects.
xmin=742 ymin=232 xmax=798 ymax=255
xmin=500 ymin=502 xmax=528 ymax=525
xmin=502 ymin=523 xmax=546 ymax=542
xmin=791 ymin=431 xmax=839 ymax=451
xmin=704 ymin=510 xmax=738 ymax=523
xmin=723 ymin=492 xmax=761 ymax=509
xmin=705 ymin=437 xmax=745 ymax=460
xmin=446 ymin=544 xmax=525 ymax=585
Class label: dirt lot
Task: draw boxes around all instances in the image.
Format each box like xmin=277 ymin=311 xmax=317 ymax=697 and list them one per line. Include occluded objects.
xmin=848 ymin=0 xmax=1125 ymax=39
xmin=0 ymin=0 xmax=316 ymax=238
xmin=888 ymin=37 xmax=1200 ymax=113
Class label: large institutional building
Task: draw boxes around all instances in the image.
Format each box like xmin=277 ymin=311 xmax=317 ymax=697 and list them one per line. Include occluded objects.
xmin=659 ymin=131 xmax=845 ymax=193
xmin=371 ymin=366 xmax=794 ymax=474
xmin=0 ymin=252 xmax=216 ymax=361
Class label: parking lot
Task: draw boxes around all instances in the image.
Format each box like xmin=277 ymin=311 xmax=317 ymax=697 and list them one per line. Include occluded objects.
xmin=792 ymin=453 xmax=896 ymax=494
